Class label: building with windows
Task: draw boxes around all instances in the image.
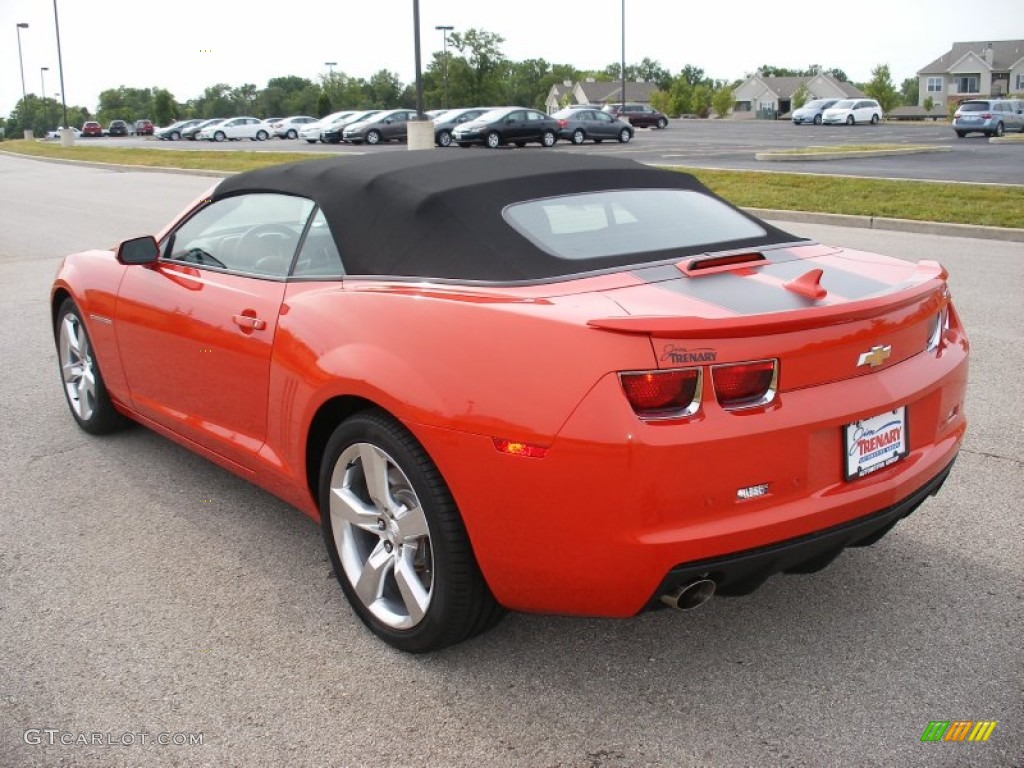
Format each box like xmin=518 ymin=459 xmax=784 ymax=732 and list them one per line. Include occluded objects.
xmin=544 ymin=80 xmax=658 ymax=114
xmin=731 ymin=73 xmax=862 ymax=118
xmin=917 ymin=40 xmax=1024 ymax=107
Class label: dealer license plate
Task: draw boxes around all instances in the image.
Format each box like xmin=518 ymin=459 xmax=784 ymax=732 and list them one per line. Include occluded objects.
xmin=844 ymin=407 xmax=908 ymax=480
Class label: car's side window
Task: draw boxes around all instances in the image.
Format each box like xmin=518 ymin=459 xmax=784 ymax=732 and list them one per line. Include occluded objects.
xmin=164 ymin=193 xmax=315 ymax=278
xmin=292 ymin=209 xmax=344 ymax=278
xmin=596 ymin=112 xmax=613 ymax=123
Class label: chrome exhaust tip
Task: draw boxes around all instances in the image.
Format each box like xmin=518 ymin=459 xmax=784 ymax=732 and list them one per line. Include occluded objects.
xmin=660 ymin=578 xmax=716 ymax=610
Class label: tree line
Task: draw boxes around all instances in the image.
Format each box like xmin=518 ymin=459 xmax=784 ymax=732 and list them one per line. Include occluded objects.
xmin=1 ymin=29 xmax=913 ymax=135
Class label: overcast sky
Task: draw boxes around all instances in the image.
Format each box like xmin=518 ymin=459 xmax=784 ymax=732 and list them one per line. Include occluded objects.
xmin=2 ymin=0 xmax=1020 ymax=117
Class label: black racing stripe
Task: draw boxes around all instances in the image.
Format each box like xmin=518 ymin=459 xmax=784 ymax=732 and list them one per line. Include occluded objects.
xmin=759 ymin=261 xmax=891 ymax=298
xmin=651 ymin=272 xmax=814 ymax=314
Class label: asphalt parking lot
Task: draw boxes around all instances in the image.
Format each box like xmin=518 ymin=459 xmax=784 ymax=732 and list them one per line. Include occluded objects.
xmin=76 ymin=118 xmax=1024 ymax=184
xmin=1 ymin=154 xmax=1022 ymax=767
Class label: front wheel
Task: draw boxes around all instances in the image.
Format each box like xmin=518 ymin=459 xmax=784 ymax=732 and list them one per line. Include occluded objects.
xmin=813 ymin=114 xmax=822 ymax=125
xmin=846 ymin=115 xmax=854 ymax=125
xmin=541 ymin=130 xmax=557 ymax=147
xmin=656 ymin=117 xmax=668 ymax=129
xmin=170 ymin=131 xmax=181 ymax=140
xmin=618 ymin=128 xmax=631 ymax=143
xmin=571 ymin=129 xmax=586 ymax=145
xmin=955 ymin=130 xmax=966 ymax=138
xmin=320 ymin=410 xmax=504 ymax=652
xmin=366 ymin=129 xmax=382 ymax=145
xmin=214 ymin=131 xmax=226 ymax=142
xmin=55 ymin=298 xmax=129 ymax=435
xmin=437 ymin=130 xmax=452 ymax=147
xmin=287 ymin=129 xmax=298 ymax=139
xmin=486 ymin=132 xmax=502 ymax=149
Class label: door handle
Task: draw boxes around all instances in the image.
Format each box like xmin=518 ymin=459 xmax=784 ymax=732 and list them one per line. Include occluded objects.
xmin=232 ymin=313 xmax=266 ymax=331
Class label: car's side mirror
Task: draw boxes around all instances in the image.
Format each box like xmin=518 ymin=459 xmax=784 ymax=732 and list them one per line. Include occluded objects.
xmin=385 ymin=119 xmax=393 ymax=124
xmin=117 ymin=235 xmax=160 ymax=265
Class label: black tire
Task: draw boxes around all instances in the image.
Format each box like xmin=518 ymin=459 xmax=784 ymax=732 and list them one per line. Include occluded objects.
xmin=256 ymin=130 xmax=268 ymax=141
xmin=287 ymin=129 xmax=298 ymax=139
xmin=319 ymin=410 xmax=504 ymax=652
xmin=55 ymin=298 xmax=129 ymax=435
xmin=366 ymin=129 xmax=382 ymax=145
xmin=955 ymin=130 xmax=966 ymax=138
xmin=486 ymin=131 xmax=502 ymax=149
xmin=540 ymin=130 xmax=557 ymax=147
xmin=571 ymin=129 xmax=586 ymax=145
xmin=813 ymin=114 xmax=822 ymax=125
xmin=846 ymin=115 xmax=854 ymax=126
xmin=656 ymin=117 xmax=668 ymax=129
xmin=437 ymin=130 xmax=452 ymax=147
xmin=994 ymin=122 xmax=1004 ymax=137
xmin=870 ymin=114 xmax=879 ymax=125
xmin=170 ymin=131 xmax=181 ymax=140
xmin=214 ymin=130 xmax=226 ymax=142
xmin=617 ymin=128 xmax=631 ymax=143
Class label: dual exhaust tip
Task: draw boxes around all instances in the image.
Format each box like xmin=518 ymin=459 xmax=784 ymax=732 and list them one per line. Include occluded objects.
xmin=660 ymin=578 xmax=716 ymax=611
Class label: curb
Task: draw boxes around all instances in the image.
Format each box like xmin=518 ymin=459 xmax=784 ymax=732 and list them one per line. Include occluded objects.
xmin=3 ymin=149 xmax=1022 ymax=243
xmin=749 ymin=208 xmax=1024 ymax=243
xmin=755 ymin=147 xmax=949 ymax=162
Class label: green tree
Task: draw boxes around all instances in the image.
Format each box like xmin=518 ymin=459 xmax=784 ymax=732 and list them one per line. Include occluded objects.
xmin=365 ymin=70 xmax=404 ymax=108
xmin=864 ymin=64 xmax=900 ymax=115
xmin=153 ymin=89 xmax=176 ymax=126
xmin=711 ymin=86 xmax=734 ymax=118
xmin=5 ymin=94 xmax=90 ymax=135
xmin=191 ymin=84 xmax=235 ymax=118
xmin=448 ymin=28 xmax=508 ymax=105
xmin=792 ymin=85 xmax=810 ymax=109
xmin=900 ymin=77 xmax=919 ymax=106
xmin=691 ymin=84 xmax=713 ymax=118
xmin=316 ymin=92 xmax=332 ymax=117
xmin=602 ymin=58 xmax=672 ymax=91
xmin=923 ymin=95 xmax=935 ymax=112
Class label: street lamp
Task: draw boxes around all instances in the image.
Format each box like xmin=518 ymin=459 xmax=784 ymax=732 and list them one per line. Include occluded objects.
xmin=53 ymin=0 xmax=71 ymax=143
xmin=15 ymin=23 xmax=30 ymax=138
xmin=325 ymin=61 xmax=337 ymax=76
xmin=620 ymin=0 xmax=626 ymax=111
xmin=435 ymin=25 xmax=454 ymax=109
xmin=40 ymin=67 xmax=50 ymax=134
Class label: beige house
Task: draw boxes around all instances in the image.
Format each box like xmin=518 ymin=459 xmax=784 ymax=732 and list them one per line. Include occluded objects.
xmin=917 ymin=40 xmax=1024 ymax=107
xmin=544 ymin=80 xmax=659 ymax=113
xmin=731 ymin=73 xmax=863 ymax=118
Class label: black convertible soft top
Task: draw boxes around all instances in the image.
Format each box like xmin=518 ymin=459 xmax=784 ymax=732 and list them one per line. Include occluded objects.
xmin=213 ymin=152 xmax=802 ymax=282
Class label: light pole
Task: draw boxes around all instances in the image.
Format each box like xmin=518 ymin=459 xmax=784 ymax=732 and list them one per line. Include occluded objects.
xmin=435 ymin=25 xmax=453 ymax=109
xmin=620 ymin=0 xmax=626 ymax=112
xmin=40 ymin=67 xmax=50 ymax=134
xmin=325 ymin=61 xmax=337 ymax=76
xmin=16 ymin=23 xmax=31 ymax=138
xmin=53 ymin=0 xmax=71 ymax=144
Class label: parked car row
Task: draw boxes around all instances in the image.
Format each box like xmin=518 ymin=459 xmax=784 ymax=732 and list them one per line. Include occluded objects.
xmin=792 ymin=98 xmax=883 ymax=125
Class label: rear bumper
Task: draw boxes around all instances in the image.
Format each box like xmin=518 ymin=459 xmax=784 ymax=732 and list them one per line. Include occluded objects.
xmin=647 ymin=457 xmax=955 ymax=609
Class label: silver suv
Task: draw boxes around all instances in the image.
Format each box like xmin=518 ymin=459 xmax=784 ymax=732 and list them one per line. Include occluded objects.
xmin=953 ymin=99 xmax=1024 ymax=138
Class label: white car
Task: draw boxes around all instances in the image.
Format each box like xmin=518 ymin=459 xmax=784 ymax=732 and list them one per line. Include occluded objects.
xmin=45 ymin=126 xmax=82 ymax=139
xmin=821 ymin=99 xmax=882 ymax=125
xmin=268 ymin=115 xmax=317 ymax=139
xmin=299 ymin=111 xmax=354 ymax=143
xmin=197 ymin=117 xmax=269 ymax=142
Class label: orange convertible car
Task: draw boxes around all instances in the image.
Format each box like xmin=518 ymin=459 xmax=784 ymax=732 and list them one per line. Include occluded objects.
xmin=51 ymin=154 xmax=968 ymax=651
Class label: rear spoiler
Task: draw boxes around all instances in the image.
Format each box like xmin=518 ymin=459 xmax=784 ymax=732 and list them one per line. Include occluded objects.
xmin=588 ymin=277 xmax=944 ymax=339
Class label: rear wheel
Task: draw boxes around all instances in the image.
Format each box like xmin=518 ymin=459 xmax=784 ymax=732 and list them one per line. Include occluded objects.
xmin=955 ymin=131 xmax=966 ymax=138
xmin=541 ymin=130 xmax=557 ymax=147
xmin=870 ymin=114 xmax=880 ymax=125
xmin=55 ymin=298 xmax=129 ymax=435
xmin=813 ymin=114 xmax=822 ymax=125
xmin=994 ymin=122 xmax=1004 ymax=137
xmin=486 ymin=132 xmax=502 ymax=149
xmin=846 ymin=115 xmax=854 ymax=125
xmin=571 ymin=129 xmax=586 ymax=145
xmin=256 ymin=129 xmax=268 ymax=141
xmin=320 ymin=410 xmax=504 ymax=652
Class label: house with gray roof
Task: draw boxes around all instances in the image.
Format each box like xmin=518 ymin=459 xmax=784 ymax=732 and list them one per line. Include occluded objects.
xmin=731 ymin=73 xmax=863 ymax=118
xmin=544 ymin=80 xmax=659 ymax=113
xmin=917 ymin=40 xmax=1024 ymax=107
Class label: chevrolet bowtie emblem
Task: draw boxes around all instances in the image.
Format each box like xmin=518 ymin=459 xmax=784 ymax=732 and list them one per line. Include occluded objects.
xmin=857 ymin=345 xmax=892 ymax=368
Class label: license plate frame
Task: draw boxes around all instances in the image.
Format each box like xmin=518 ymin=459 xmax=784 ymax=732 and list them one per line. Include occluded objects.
xmin=844 ymin=407 xmax=908 ymax=480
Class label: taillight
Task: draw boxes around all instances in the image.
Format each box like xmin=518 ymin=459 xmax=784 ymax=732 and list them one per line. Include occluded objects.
xmin=619 ymin=369 xmax=701 ymax=419
xmin=711 ymin=360 xmax=777 ymax=409
xmin=980 ymin=112 xmax=992 ymax=119
xmin=557 ymin=119 xmax=568 ymax=127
